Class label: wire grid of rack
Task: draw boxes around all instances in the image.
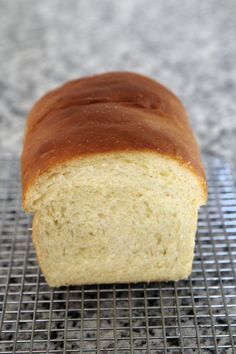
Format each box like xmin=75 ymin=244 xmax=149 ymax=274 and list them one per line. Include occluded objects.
xmin=0 ymin=153 xmax=236 ymax=354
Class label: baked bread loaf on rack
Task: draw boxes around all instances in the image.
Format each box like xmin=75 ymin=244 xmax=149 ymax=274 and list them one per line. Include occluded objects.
xmin=21 ymin=72 xmax=207 ymax=287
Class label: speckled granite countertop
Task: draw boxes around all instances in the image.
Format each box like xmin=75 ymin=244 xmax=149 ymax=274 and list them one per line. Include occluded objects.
xmin=0 ymin=0 xmax=236 ymax=177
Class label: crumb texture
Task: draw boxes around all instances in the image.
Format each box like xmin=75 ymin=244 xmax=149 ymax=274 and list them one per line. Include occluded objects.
xmin=27 ymin=152 xmax=205 ymax=287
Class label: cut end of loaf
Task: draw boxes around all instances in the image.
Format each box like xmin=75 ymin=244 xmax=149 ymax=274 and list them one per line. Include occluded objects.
xmin=26 ymin=152 xmax=206 ymax=287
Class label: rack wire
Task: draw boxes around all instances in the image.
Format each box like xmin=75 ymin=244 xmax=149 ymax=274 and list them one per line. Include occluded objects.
xmin=0 ymin=153 xmax=236 ymax=353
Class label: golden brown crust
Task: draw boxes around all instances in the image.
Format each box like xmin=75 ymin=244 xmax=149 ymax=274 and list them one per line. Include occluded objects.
xmin=21 ymin=72 xmax=207 ymax=206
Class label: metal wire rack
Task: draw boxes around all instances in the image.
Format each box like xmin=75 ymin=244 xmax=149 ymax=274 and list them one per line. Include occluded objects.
xmin=0 ymin=153 xmax=236 ymax=354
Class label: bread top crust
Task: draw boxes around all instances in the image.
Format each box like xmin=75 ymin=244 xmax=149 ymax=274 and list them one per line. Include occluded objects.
xmin=21 ymin=72 xmax=207 ymax=207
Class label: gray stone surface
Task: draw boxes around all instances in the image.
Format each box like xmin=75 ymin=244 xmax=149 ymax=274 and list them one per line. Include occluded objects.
xmin=0 ymin=0 xmax=236 ymax=177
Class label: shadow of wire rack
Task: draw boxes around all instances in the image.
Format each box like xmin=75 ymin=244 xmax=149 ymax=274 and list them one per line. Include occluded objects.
xmin=0 ymin=153 xmax=236 ymax=354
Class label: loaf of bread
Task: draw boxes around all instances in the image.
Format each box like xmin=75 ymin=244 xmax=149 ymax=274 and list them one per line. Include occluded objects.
xmin=21 ymin=72 xmax=207 ymax=287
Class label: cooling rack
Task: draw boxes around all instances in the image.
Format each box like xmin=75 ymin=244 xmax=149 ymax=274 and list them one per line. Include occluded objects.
xmin=0 ymin=153 xmax=236 ymax=353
